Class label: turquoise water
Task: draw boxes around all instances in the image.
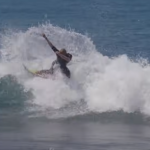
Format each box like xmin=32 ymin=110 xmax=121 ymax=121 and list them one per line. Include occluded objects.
xmin=1 ymin=0 xmax=150 ymax=149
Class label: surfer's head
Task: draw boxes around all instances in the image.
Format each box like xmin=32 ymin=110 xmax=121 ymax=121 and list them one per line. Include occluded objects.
xmin=59 ymin=49 xmax=67 ymax=55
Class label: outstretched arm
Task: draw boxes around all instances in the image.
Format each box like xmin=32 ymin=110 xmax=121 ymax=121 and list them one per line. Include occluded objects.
xmin=42 ymin=34 xmax=58 ymax=52
xmin=42 ymin=34 xmax=72 ymax=62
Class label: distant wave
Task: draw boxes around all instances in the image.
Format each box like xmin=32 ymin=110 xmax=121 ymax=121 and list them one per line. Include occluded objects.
xmin=64 ymin=111 xmax=150 ymax=125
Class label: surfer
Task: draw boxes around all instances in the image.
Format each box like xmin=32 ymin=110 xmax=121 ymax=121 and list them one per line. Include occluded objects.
xmin=38 ymin=34 xmax=72 ymax=78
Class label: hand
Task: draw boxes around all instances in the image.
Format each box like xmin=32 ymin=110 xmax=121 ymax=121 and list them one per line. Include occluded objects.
xmin=42 ymin=33 xmax=46 ymax=38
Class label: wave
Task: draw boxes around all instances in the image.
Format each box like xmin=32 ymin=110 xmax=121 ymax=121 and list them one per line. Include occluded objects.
xmin=0 ymin=74 xmax=32 ymax=108
xmin=64 ymin=111 xmax=150 ymax=125
xmin=0 ymin=23 xmax=150 ymax=123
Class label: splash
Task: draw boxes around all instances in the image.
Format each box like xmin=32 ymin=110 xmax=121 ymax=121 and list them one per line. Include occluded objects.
xmin=0 ymin=23 xmax=150 ymax=119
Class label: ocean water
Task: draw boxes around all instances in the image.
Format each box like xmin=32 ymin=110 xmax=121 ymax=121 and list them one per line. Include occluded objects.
xmin=1 ymin=0 xmax=150 ymax=150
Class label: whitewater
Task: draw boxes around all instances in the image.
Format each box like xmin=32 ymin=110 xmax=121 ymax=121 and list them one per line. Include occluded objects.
xmin=0 ymin=23 xmax=150 ymax=119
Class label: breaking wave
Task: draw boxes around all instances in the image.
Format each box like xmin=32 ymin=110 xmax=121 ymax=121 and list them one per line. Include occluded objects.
xmin=0 ymin=23 xmax=150 ymax=123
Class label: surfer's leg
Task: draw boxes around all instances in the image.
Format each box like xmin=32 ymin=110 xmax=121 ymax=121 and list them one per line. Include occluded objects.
xmin=60 ymin=66 xmax=71 ymax=78
xmin=35 ymin=60 xmax=58 ymax=75
xmin=36 ymin=70 xmax=49 ymax=74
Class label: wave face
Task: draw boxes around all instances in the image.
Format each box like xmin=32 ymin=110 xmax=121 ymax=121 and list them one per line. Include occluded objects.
xmin=0 ymin=23 xmax=150 ymax=122
xmin=0 ymin=75 xmax=31 ymax=108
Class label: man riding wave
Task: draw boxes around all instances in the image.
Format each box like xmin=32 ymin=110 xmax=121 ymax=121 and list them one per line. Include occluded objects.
xmin=37 ymin=34 xmax=72 ymax=78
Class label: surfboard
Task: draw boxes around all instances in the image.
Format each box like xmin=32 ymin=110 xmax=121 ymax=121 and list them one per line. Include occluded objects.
xmin=23 ymin=64 xmax=51 ymax=79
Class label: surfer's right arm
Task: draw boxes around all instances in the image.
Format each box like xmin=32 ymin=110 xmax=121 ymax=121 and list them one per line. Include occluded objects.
xmin=42 ymin=34 xmax=59 ymax=52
